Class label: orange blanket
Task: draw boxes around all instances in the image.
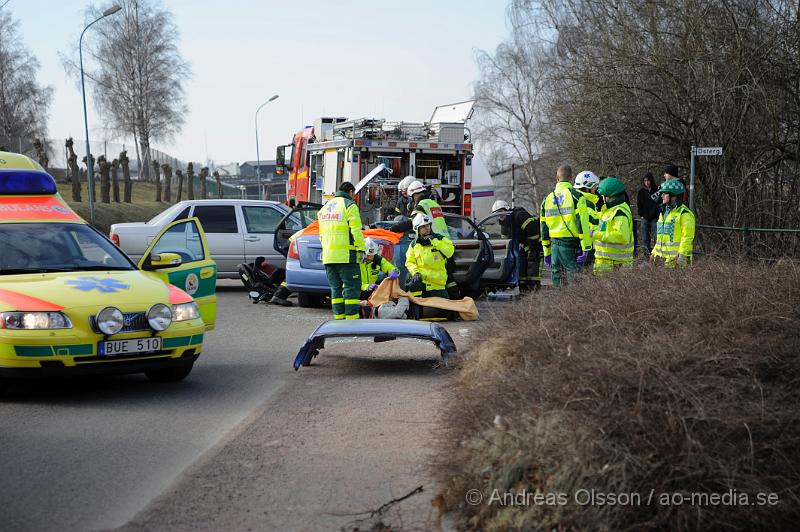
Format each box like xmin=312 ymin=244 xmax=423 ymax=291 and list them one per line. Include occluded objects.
xmin=298 ymin=220 xmax=402 ymax=245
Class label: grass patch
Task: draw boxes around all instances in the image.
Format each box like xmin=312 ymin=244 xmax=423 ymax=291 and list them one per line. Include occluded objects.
xmin=57 ymin=182 xmax=170 ymax=234
xmin=437 ymin=260 xmax=800 ymax=530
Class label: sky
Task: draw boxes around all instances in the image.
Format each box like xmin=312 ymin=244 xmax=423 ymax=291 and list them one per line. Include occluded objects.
xmin=8 ymin=0 xmax=509 ymax=166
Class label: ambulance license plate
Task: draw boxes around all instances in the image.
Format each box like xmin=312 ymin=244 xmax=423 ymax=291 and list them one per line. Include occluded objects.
xmin=99 ymin=337 xmax=162 ymax=356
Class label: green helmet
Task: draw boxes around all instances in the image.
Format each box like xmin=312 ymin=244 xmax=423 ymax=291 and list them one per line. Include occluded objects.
xmin=657 ymin=178 xmax=685 ymax=196
xmin=597 ymin=177 xmax=625 ymax=197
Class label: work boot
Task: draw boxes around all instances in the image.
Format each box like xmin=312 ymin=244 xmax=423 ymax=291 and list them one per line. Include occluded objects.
xmin=270 ymin=295 xmax=293 ymax=307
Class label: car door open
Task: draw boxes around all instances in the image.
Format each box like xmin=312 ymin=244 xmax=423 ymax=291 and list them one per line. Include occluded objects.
xmin=442 ymin=213 xmax=493 ymax=296
xmin=475 ymin=212 xmax=519 ymax=287
xmin=273 ymin=204 xmax=322 ymax=257
xmin=138 ymin=217 xmax=218 ymax=330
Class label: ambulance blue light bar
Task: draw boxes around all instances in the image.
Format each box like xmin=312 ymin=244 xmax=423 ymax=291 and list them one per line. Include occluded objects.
xmin=0 ymin=170 xmax=58 ymax=195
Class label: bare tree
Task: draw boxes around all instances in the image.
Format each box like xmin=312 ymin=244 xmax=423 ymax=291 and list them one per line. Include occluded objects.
xmin=98 ymin=155 xmax=111 ymax=203
xmin=473 ymin=28 xmax=553 ymax=205
xmin=66 ymin=138 xmax=82 ymax=202
xmin=152 ymin=159 xmax=161 ymax=201
xmin=62 ymin=0 xmax=189 ymax=180
xmin=111 ymin=158 xmax=120 ymax=202
xmin=213 ymin=170 xmax=222 ymax=198
xmin=162 ymin=163 xmax=172 ymax=203
xmin=119 ymin=150 xmax=132 ymax=202
xmin=175 ymin=168 xmax=183 ymax=202
xmin=199 ymin=166 xmax=208 ymax=199
xmin=0 ymin=9 xmax=52 ymax=154
xmin=186 ymin=162 xmax=194 ymax=200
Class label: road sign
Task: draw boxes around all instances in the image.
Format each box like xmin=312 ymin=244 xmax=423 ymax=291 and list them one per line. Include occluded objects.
xmin=694 ymin=147 xmax=723 ymax=156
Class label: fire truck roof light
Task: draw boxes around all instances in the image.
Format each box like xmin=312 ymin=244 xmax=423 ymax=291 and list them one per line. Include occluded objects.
xmin=0 ymin=170 xmax=58 ymax=195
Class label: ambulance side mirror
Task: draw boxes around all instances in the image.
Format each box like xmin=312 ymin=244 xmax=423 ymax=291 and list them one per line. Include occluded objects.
xmin=145 ymin=252 xmax=183 ymax=270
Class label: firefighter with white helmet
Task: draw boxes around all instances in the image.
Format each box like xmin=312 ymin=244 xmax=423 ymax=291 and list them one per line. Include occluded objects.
xmin=359 ymin=237 xmax=398 ymax=300
xmin=574 ymin=170 xmax=602 ymax=267
xmin=491 ymin=199 xmax=542 ymax=291
xmin=405 ymin=213 xmax=454 ymax=301
xmin=394 ymin=175 xmax=416 ymax=218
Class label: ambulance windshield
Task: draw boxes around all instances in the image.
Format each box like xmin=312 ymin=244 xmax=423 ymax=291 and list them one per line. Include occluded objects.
xmin=0 ymin=223 xmax=134 ymax=275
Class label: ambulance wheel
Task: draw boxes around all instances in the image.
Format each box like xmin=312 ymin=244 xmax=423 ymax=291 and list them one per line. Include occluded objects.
xmin=145 ymin=361 xmax=194 ymax=382
xmin=298 ymin=292 xmax=325 ymax=308
xmin=0 ymin=378 xmax=9 ymax=397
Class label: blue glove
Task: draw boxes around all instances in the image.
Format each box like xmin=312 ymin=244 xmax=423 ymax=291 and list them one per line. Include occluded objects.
xmin=388 ymin=269 xmax=399 ymax=280
xmin=411 ymin=272 xmax=422 ymax=284
xmin=576 ymin=251 xmax=589 ymax=265
xmin=544 ymin=255 xmax=552 ymax=268
xmin=589 ymin=229 xmax=596 ymax=238
xmin=368 ymin=283 xmax=378 ymax=291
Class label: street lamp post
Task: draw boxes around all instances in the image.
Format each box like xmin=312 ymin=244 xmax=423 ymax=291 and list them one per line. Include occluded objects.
xmin=255 ymin=94 xmax=279 ymax=200
xmin=80 ymin=5 xmax=121 ymax=225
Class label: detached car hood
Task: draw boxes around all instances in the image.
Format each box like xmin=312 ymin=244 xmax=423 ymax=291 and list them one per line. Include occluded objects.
xmin=294 ymin=319 xmax=457 ymax=370
xmin=0 ymin=270 xmax=170 ymax=311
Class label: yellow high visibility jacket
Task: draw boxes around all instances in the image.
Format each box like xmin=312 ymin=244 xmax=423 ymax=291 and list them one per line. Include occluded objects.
xmin=540 ymin=182 xmax=592 ymax=256
xmin=412 ymin=198 xmax=450 ymax=236
xmin=405 ymin=234 xmax=454 ymax=291
xmin=577 ymin=190 xmax=600 ymax=233
xmin=318 ymin=192 xmax=365 ymax=264
xmin=360 ymin=255 xmax=397 ymax=291
xmin=592 ymin=200 xmax=634 ymax=272
xmin=653 ymin=203 xmax=696 ymax=265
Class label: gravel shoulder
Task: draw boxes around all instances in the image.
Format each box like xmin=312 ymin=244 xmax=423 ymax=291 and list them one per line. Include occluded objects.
xmin=118 ymin=321 xmax=479 ymax=532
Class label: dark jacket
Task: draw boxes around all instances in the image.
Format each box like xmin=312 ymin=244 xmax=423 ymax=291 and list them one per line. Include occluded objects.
xmin=637 ymin=178 xmax=660 ymax=221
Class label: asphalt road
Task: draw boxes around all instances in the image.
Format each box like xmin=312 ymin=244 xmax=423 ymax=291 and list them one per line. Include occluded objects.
xmin=0 ymin=281 xmax=330 ymax=532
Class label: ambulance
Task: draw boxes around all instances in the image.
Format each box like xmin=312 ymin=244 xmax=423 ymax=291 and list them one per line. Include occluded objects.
xmin=0 ymin=152 xmax=217 ymax=394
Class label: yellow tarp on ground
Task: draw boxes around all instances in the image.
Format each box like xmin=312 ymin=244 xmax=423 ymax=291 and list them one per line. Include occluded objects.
xmin=368 ymin=279 xmax=479 ymax=321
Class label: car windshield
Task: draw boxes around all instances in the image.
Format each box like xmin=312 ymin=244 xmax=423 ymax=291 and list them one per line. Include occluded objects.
xmin=0 ymin=223 xmax=135 ymax=275
xmin=147 ymin=203 xmax=186 ymax=225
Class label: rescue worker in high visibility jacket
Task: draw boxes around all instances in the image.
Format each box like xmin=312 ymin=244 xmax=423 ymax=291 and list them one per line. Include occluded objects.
xmin=405 ymin=213 xmax=455 ymax=299
xmin=540 ymin=165 xmax=593 ymax=286
xmin=360 ymin=237 xmax=398 ymax=300
xmin=492 ymin=200 xmax=542 ymax=291
xmin=394 ymin=176 xmax=415 ymax=218
xmin=574 ymin=170 xmax=602 ymax=267
xmin=318 ymin=181 xmax=365 ymax=320
xmin=651 ymin=178 xmax=696 ymax=267
xmin=590 ymin=177 xmax=634 ymax=273
xmin=404 ymin=180 xmax=460 ymax=298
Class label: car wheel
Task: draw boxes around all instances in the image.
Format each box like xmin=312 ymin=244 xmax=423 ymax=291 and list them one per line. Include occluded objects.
xmin=145 ymin=361 xmax=194 ymax=382
xmin=298 ymin=292 xmax=325 ymax=308
xmin=0 ymin=378 xmax=9 ymax=397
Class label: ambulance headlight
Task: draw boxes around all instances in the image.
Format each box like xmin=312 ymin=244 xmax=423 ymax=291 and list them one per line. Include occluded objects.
xmin=172 ymin=302 xmax=200 ymax=322
xmin=147 ymin=304 xmax=172 ymax=331
xmin=96 ymin=307 xmax=124 ymax=335
xmin=0 ymin=312 xmax=72 ymax=330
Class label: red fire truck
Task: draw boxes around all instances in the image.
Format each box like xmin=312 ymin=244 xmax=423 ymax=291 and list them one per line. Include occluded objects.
xmin=275 ymin=101 xmax=476 ymax=223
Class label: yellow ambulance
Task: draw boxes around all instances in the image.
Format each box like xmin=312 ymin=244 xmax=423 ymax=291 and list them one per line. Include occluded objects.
xmin=0 ymin=152 xmax=216 ymax=393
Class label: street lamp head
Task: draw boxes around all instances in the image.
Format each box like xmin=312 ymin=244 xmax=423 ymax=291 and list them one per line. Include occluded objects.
xmin=269 ymin=94 xmax=279 ymax=102
xmin=102 ymin=5 xmax=122 ymax=17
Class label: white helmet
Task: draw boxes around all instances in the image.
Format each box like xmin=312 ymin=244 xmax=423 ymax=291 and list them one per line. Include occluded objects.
xmin=407 ymin=180 xmax=426 ymax=196
xmin=412 ymin=212 xmax=432 ymax=232
xmin=574 ymin=170 xmax=600 ymax=190
xmin=398 ymin=176 xmax=415 ymax=192
xmin=492 ymin=200 xmax=511 ymax=213
xmin=364 ymin=237 xmax=380 ymax=257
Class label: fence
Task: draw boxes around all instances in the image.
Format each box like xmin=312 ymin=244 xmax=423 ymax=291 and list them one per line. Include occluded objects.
xmin=0 ymin=136 xmax=191 ymax=179
xmin=693 ymin=224 xmax=800 ymax=262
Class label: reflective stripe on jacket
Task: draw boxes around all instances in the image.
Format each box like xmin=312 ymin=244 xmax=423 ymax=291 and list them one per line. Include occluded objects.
xmin=318 ymin=193 xmax=365 ymax=264
xmin=405 ymin=235 xmax=454 ymax=291
xmin=359 ymin=255 xmax=397 ymax=291
xmin=652 ymin=204 xmax=696 ymax=263
xmin=413 ymin=198 xmax=449 ymax=236
xmin=540 ymin=182 xmax=592 ymax=255
xmin=592 ymin=201 xmax=634 ymax=270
